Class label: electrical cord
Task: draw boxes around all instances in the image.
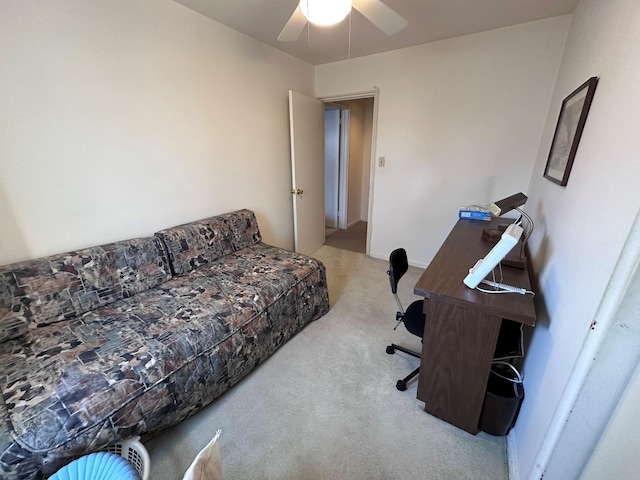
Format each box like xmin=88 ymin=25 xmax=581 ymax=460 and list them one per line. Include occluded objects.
xmin=475 ymin=286 xmax=535 ymax=296
xmin=475 ymin=265 xmax=535 ymax=296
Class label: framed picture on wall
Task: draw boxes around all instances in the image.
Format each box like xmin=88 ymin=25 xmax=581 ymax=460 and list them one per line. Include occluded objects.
xmin=543 ymin=76 xmax=598 ymax=186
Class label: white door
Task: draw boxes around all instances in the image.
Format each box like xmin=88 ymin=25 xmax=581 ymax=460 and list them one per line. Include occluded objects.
xmin=324 ymin=108 xmax=340 ymax=228
xmin=288 ymin=90 xmax=325 ymax=255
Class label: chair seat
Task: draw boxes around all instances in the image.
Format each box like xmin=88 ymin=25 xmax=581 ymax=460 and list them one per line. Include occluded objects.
xmin=387 ymin=247 xmax=426 ymax=391
xmin=404 ymin=300 xmax=426 ymax=338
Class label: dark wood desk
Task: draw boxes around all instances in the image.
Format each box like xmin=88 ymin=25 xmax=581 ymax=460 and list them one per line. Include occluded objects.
xmin=414 ymin=217 xmax=536 ymax=434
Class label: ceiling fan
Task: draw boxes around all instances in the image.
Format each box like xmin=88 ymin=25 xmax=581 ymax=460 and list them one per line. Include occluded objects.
xmin=278 ymin=0 xmax=408 ymax=41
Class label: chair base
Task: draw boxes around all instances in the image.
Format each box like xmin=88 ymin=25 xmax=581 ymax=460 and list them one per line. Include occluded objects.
xmin=386 ymin=343 xmax=421 ymax=391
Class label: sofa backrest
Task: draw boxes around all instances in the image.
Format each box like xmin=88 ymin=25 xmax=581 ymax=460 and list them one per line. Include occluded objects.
xmin=155 ymin=209 xmax=262 ymax=275
xmin=0 ymin=236 xmax=171 ymax=342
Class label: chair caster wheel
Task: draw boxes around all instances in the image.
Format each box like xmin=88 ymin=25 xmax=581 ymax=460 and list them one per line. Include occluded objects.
xmin=386 ymin=345 xmax=395 ymax=354
xmin=396 ymin=380 xmax=407 ymax=391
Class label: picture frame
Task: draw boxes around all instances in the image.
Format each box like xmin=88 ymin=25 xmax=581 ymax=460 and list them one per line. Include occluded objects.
xmin=543 ymin=76 xmax=598 ymax=186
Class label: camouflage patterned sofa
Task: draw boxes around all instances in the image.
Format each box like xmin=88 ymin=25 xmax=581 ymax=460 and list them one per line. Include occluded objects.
xmin=0 ymin=209 xmax=329 ymax=479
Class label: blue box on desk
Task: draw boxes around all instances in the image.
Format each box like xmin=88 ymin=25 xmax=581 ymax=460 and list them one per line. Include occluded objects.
xmin=458 ymin=206 xmax=492 ymax=221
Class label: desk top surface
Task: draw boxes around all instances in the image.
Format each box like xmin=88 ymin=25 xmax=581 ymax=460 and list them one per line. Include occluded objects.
xmin=414 ymin=217 xmax=536 ymax=326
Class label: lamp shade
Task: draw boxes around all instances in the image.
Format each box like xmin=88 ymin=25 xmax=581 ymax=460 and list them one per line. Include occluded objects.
xmin=300 ymin=0 xmax=352 ymax=26
xmin=487 ymin=193 xmax=528 ymax=217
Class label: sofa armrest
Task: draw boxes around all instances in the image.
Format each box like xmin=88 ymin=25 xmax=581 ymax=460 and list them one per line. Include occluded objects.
xmin=0 ymin=236 xmax=171 ymax=338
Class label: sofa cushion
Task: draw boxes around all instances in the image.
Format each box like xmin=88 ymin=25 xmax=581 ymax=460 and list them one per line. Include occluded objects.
xmin=0 ymin=274 xmax=236 ymax=452
xmin=155 ymin=209 xmax=261 ymax=275
xmin=0 ymin=209 xmax=330 ymax=480
xmin=223 ymin=209 xmax=262 ymax=251
xmin=0 ymin=247 xmax=328 ymax=458
xmin=192 ymin=243 xmax=326 ymax=319
xmin=0 ymin=237 xmax=171 ymax=342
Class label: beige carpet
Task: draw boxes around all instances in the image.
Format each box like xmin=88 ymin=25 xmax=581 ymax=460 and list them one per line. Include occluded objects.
xmin=324 ymin=222 xmax=367 ymax=254
xmin=145 ymin=246 xmax=508 ymax=479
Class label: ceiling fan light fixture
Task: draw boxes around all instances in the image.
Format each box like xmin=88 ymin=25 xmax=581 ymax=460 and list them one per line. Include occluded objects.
xmin=300 ymin=0 xmax=352 ymax=26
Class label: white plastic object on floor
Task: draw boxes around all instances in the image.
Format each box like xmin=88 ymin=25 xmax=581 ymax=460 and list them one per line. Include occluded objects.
xmin=48 ymin=452 xmax=139 ymax=480
xmin=101 ymin=436 xmax=150 ymax=480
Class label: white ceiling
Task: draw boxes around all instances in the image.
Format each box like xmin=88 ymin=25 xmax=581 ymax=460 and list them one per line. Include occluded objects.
xmin=172 ymin=0 xmax=580 ymax=65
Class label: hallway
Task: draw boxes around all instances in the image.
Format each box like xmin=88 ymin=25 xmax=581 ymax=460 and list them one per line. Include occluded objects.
xmin=324 ymin=222 xmax=367 ymax=254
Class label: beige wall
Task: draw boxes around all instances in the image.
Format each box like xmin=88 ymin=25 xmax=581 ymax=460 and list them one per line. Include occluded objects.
xmin=5 ymin=3 xmax=639 ymax=477
xmin=342 ymin=100 xmax=367 ymax=226
xmin=516 ymin=0 xmax=640 ymax=477
xmin=313 ymin=12 xmax=640 ymax=479
xmin=582 ymin=329 xmax=640 ymax=479
xmin=316 ymin=16 xmax=571 ymax=266
xmin=0 ymin=0 xmax=314 ymax=264
xmin=361 ymin=99 xmax=374 ymax=222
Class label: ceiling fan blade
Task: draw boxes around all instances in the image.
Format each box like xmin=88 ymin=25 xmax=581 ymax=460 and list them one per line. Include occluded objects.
xmin=278 ymin=5 xmax=308 ymax=41
xmin=352 ymin=0 xmax=408 ymax=36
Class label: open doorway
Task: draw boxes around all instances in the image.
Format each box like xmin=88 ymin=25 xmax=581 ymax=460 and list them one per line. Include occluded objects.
xmin=323 ymin=97 xmax=375 ymax=254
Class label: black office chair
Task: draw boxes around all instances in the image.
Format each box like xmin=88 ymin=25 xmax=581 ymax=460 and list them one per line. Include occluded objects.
xmin=385 ymin=248 xmax=427 ymax=391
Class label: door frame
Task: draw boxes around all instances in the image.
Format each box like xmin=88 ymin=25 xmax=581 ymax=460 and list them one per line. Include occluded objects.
xmin=324 ymin=107 xmax=340 ymax=229
xmin=319 ymin=88 xmax=379 ymax=256
xmin=324 ymin=105 xmax=350 ymax=230
xmin=337 ymin=108 xmax=350 ymax=230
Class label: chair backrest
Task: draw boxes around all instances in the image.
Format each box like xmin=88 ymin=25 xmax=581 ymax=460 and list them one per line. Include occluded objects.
xmin=388 ymin=248 xmax=409 ymax=294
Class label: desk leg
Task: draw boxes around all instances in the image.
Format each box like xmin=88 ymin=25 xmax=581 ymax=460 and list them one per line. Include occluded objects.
xmin=417 ymin=300 xmax=502 ymax=434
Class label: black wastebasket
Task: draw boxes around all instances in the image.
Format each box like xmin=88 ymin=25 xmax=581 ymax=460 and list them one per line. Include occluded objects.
xmin=479 ymin=362 xmax=524 ymax=436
